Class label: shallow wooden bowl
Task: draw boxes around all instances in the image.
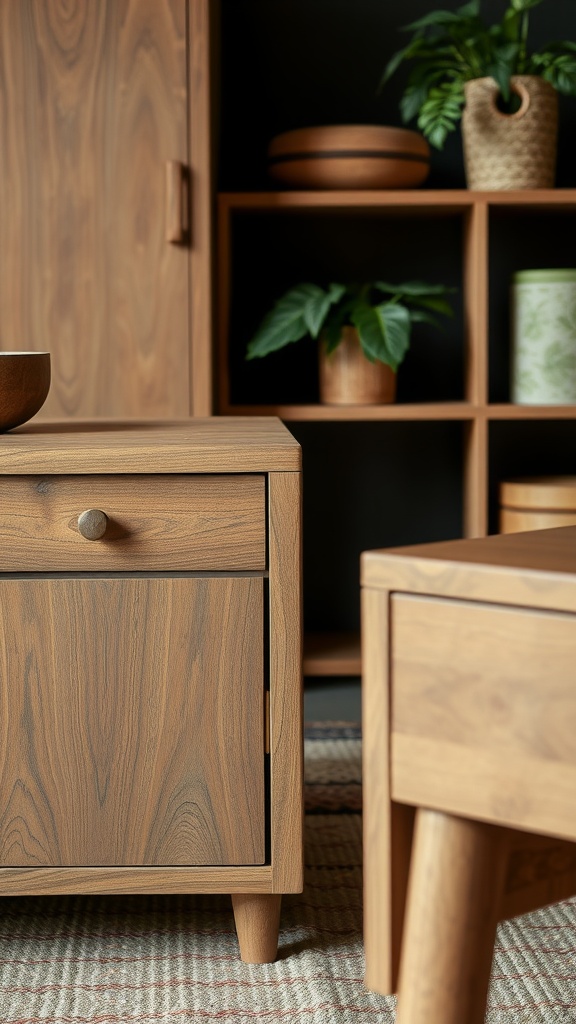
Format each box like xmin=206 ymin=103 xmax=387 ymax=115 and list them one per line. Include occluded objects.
xmin=267 ymin=124 xmax=431 ymax=190
xmin=0 ymin=352 xmax=51 ymax=431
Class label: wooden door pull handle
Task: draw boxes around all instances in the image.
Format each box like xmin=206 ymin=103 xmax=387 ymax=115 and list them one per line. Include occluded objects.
xmin=78 ymin=509 xmax=108 ymax=540
xmin=166 ymin=160 xmax=185 ymax=243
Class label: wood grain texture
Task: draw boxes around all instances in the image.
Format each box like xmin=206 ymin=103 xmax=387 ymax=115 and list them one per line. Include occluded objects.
xmin=231 ymin=893 xmax=282 ymax=964
xmin=500 ymin=475 xmax=576 ymax=510
xmin=217 ymin=177 xmax=233 ymax=413
xmin=0 ymin=474 xmax=265 ymax=570
xmin=463 ymin=201 xmax=488 ymax=409
xmin=0 ymin=0 xmax=196 ymax=419
xmin=500 ymin=507 xmax=576 ymax=533
xmin=361 ymin=526 xmax=576 ymax=613
xmin=362 ymin=587 xmax=405 ymax=996
xmin=393 ymin=734 xmax=576 ymax=843
xmin=396 ymin=809 xmax=508 ymax=1024
xmin=189 ymin=0 xmax=215 ymax=416
xmin=391 ymin=594 xmax=576 ymax=841
xmin=0 ymin=418 xmax=301 ymax=473
xmin=268 ymin=471 xmax=303 ymax=893
xmin=464 ymin=417 xmax=488 ymax=538
xmin=0 ymin=864 xmax=274 ymax=895
xmin=0 ymin=576 xmax=265 ymax=866
xmin=502 ymin=831 xmax=576 ymax=920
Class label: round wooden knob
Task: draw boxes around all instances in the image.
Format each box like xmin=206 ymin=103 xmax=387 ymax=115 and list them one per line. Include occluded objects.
xmin=78 ymin=509 xmax=108 ymax=540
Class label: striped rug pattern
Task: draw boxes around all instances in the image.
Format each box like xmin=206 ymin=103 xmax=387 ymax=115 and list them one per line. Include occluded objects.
xmin=0 ymin=724 xmax=574 ymax=1022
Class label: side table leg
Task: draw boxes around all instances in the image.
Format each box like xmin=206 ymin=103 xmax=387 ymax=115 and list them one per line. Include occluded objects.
xmin=231 ymin=893 xmax=282 ymax=963
xmin=396 ymin=808 xmax=509 ymax=1024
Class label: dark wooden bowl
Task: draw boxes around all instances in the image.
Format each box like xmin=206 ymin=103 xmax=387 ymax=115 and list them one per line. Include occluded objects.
xmin=267 ymin=125 xmax=431 ymax=190
xmin=0 ymin=352 xmax=51 ymax=431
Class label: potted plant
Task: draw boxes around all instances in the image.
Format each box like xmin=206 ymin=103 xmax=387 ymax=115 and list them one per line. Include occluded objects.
xmin=246 ymin=280 xmax=454 ymax=405
xmin=380 ymin=0 xmax=576 ymax=189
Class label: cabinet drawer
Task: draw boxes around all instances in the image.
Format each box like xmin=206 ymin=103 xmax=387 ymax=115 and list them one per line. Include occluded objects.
xmin=391 ymin=594 xmax=576 ymax=839
xmin=0 ymin=475 xmax=266 ymax=571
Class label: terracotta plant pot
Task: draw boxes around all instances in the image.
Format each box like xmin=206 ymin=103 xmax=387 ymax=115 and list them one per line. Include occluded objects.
xmin=319 ymin=327 xmax=397 ymax=405
xmin=461 ymin=75 xmax=558 ymax=191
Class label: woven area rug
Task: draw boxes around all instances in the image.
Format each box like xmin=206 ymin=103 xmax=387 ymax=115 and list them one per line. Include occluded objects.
xmin=0 ymin=723 xmax=575 ymax=1022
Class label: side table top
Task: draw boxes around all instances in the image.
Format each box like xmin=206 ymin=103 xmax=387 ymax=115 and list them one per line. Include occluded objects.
xmin=0 ymin=418 xmax=301 ymax=474
xmin=362 ymin=526 xmax=576 ymax=614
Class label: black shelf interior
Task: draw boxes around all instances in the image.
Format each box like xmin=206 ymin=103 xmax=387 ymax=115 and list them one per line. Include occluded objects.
xmin=289 ymin=421 xmax=464 ymax=634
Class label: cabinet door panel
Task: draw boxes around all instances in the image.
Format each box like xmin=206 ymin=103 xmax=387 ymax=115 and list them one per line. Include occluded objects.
xmin=0 ymin=577 xmax=265 ymax=866
xmin=0 ymin=0 xmax=190 ymax=417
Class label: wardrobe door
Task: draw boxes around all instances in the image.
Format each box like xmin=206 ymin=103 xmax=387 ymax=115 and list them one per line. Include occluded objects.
xmin=0 ymin=0 xmax=191 ymax=417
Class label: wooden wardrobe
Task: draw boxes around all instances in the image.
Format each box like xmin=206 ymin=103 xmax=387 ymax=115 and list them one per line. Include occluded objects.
xmin=0 ymin=0 xmax=214 ymax=418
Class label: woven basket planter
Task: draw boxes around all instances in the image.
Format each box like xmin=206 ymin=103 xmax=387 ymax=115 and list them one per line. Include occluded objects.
xmin=461 ymin=75 xmax=558 ymax=190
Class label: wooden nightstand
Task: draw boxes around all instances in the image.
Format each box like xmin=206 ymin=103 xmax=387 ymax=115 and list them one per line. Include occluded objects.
xmin=0 ymin=418 xmax=302 ymax=963
xmin=362 ymin=527 xmax=576 ymax=1021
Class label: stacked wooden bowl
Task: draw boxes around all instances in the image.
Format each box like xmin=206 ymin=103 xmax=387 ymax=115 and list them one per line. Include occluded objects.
xmin=267 ymin=124 xmax=430 ymax=190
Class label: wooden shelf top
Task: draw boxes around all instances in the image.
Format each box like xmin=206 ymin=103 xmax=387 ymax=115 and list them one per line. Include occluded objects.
xmin=219 ymin=403 xmax=576 ymax=422
xmin=219 ymin=189 xmax=576 ymax=213
xmin=220 ymin=403 xmax=476 ymax=421
xmin=488 ymin=404 xmax=576 ymax=419
xmin=304 ymin=632 xmax=361 ymax=677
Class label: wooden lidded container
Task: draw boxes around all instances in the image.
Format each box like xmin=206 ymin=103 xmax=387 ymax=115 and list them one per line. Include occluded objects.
xmin=267 ymin=125 xmax=430 ymax=190
xmin=500 ymin=476 xmax=576 ymax=533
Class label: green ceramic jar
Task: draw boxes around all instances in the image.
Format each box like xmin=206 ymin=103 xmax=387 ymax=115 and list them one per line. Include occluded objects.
xmin=511 ymin=269 xmax=576 ymax=404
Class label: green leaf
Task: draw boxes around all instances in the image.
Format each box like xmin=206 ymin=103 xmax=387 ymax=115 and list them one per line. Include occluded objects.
xmin=548 ymin=67 xmax=576 ymax=95
xmin=408 ymin=309 xmax=444 ymax=330
xmin=380 ymin=44 xmax=413 ymax=89
xmin=486 ymin=62 xmax=512 ymax=99
xmin=303 ymin=282 xmax=346 ymax=337
xmin=411 ymin=296 xmax=455 ymax=317
xmin=510 ymin=0 xmax=544 ymax=11
xmin=400 ymin=82 xmax=433 ymax=123
xmin=246 ymin=284 xmax=325 ymax=359
xmin=323 ymin=297 xmax=358 ymax=351
xmin=422 ymin=120 xmax=449 ymax=150
xmin=375 ymin=280 xmax=452 ymax=298
xmin=374 ymin=281 xmax=455 ymax=321
xmin=351 ymin=302 xmax=411 ymax=372
xmin=501 ymin=9 xmax=521 ymax=43
xmin=402 ymin=10 xmax=474 ymax=33
xmin=456 ymin=0 xmax=480 ymax=17
xmin=415 ymin=82 xmax=466 ymax=148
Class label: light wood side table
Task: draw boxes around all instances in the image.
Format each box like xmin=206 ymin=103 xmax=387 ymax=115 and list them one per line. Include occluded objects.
xmin=0 ymin=418 xmax=302 ymax=964
xmin=362 ymin=526 xmax=576 ymax=1022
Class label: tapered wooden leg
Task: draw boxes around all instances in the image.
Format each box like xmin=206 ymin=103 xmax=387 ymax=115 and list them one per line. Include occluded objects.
xmin=231 ymin=893 xmax=282 ymax=963
xmin=396 ymin=808 xmax=509 ymax=1024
